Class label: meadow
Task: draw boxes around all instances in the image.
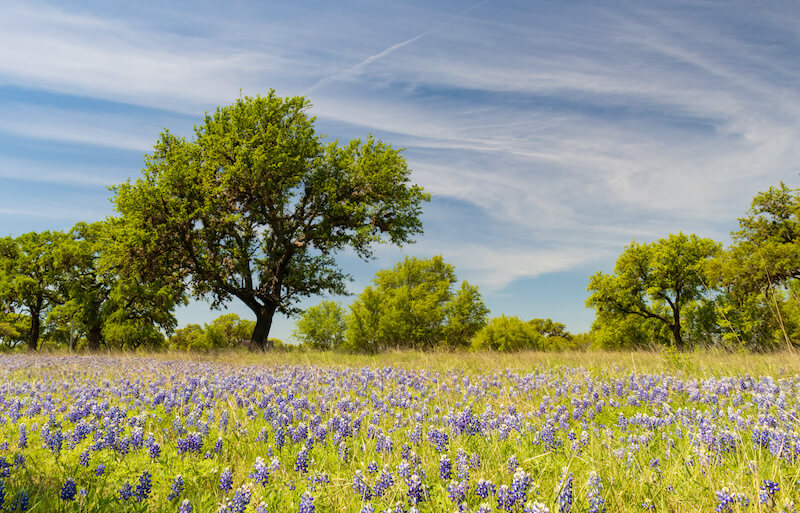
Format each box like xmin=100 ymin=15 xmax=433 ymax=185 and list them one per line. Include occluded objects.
xmin=0 ymin=350 xmax=799 ymax=512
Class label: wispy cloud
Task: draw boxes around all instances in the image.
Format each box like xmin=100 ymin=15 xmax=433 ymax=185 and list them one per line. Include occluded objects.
xmin=0 ymin=103 xmax=162 ymax=151
xmin=1 ymin=0 xmax=799 ymax=333
xmin=0 ymin=156 xmax=128 ymax=187
xmin=305 ymin=0 xmax=490 ymax=94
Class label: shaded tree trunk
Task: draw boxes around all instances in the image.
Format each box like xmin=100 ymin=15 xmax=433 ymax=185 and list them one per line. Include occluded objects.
xmin=250 ymin=303 xmax=278 ymax=351
xmin=671 ymin=321 xmax=684 ymax=351
xmin=27 ymin=309 xmax=40 ymax=352
xmin=87 ymin=325 xmax=103 ymax=352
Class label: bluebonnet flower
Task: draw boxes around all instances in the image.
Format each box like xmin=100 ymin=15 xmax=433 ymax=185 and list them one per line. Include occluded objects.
xmin=135 ymin=470 xmax=152 ymax=502
xmin=176 ymin=432 xmax=203 ymax=455
xmin=269 ymin=457 xmax=281 ymax=472
xmin=179 ymin=499 xmax=193 ymax=513
xmin=476 ymin=504 xmax=492 ymax=513
xmin=374 ymin=467 xmax=394 ymax=497
xmin=367 ymin=461 xmax=378 ymax=474
xmin=470 ymin=452 xmax=482 ymax=470
xmin=168 ymin=475 xmax=184 ymax=501
xmin=524 ymin=502 xmax=550 ymax=513
xmin=447 ymin=480 xmax=467 ymax=503
xmin=476 ymin=479 xmax=495 ymax=499
xmin=219 ymin=468 xmax=234 ymax=492
xmin=0 ymin=457 xmax=9 ymax=478
xmin=353 ymin=470 xmax=372 ymax=500
xmin=295 ymin=448 xmax=310 ymax=474
xmin=60 ymin=478 xmax=77 ymax=501
xmin=220 ymin=483 xmax=253 ymax=513
xmin=299 ymin=491 xmax=315 ymax=513
xmin=13 ymin=454 xmax=25 ymax=469
xmin=149 ymin=441 xmax=161 ymax=459
xmin=557 ymin=469 xmax=573 ymax=513
xmin=508 ymin=455 xmax=519 ymax=474
xmin=406 ymin=473 xmax=427 ymax=504
xmin=250 ymin=457 xmax=270 ymax=486
xmin=586 ymin=471 xmax=605 ymax=513
xmin=511 ymin=467 xmax=533 ymax=504
xmin=496 ymin=485 xmax=514 ymax=511
xmin=0 ymin=479 xmax=4 ymax=507
xmin=427 ymin=429 xmax=448 ymax=453
xmin=18 ymin=424 xmax=27 ymax=449
xmin=79 ymin=449 xmax=90 ymax=467
xmin=215 ymin=438 xmax=224 ymax=454
xmin=17 ymin=489 xmax=29 ymax=512
xmin=439 ymin=454 xmax=452 ymax=480
xmin=361 ymin=504 xmax=375 ymax=513
xmin=43 ymin=428 xmax=64 ymax=454
xmin=715 ymin=487 xmax=736 ymax=513
xmin=131 ymin=427 xmax=144 ymax=448
xmin=761 ymin=480 xmax=780 ymax=505
xmin=255 ymin=502 xmax=269 ymax=513
xmin=95 ymin=464 xmax=105 ymax=477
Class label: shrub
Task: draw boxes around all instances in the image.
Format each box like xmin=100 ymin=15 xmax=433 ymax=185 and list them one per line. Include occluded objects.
xmin=472 ymin=315 xmax=544 ymax=352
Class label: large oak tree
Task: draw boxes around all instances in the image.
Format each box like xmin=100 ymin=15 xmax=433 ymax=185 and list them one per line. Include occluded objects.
xmin=586 ymin=233 xmax=720 ymax=350
xmin=113 ymin=92 xmax=429 ymax=349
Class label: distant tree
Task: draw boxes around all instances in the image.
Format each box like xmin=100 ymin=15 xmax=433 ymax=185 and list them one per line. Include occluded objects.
xmin=346 ymin=256 xmax=488 ymax=351
xmin=113 ymin=92 xmax=429 ymax=350
xmin=52 ymin=221 xmax=183 ymax=351
xmin=294 ymin=301 xmax=346 ymax=350
xmin=0 ymin=231 xmax=69 ymax=351
xmin=205 ymin=314 xmax=255 ymax=348
xmin=707 ymin=182 xmax=800 ymax=351
xmin=471 ymin=315 xmax=543 ymax=352
xmin=528 ymin=318 xmax=578 ymax=351
xmin=528 ymin=318 xmax=571 ymax=339
xmin=169 ymin=324 xmax=207 ymax=351
xmin=586 ymin=233 xmax=721 ymax=350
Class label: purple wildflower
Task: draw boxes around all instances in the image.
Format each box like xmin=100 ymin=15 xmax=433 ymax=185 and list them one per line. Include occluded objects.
xmin=299 ymin=491 xmax=315 ymax=513
xmin=250 ymin=457 xmax=270 ymax=486
xmin=179 ymin=499 xmax=193 ymax=513
xmin=439 ymin=454 xmax=452 ymax=480
xmin=134 ymin=470 xmax=152 ymax=502
xmin=60 ymin=478 xmax=77 ymax=501
xmin=219 ymin=468 xmax=234 ymax=492
xmin=761 ymin=479 xmax=780 ymax=505
xmin=168 ymin=475 xmax=184 ymax=501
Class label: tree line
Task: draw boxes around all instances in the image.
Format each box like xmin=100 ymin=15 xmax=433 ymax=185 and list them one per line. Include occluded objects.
xmin=291 ymin=254 xmax=586 ymax=353
xmin=1 ymin=90 xmax=798 ymax=352
xmin=588 ymin=182 xmax=800 ymax=352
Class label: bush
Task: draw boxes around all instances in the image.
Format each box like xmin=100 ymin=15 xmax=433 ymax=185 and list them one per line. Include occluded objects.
xmin=294 ymin=301 xmax=346 ymax=350
xmin=168 ymin=314 xmax=255 ymax=351
xmin=472 ymin=315 xmax=544 ymax=352
xmin=346 ymin=256 xmax=488 ymax=352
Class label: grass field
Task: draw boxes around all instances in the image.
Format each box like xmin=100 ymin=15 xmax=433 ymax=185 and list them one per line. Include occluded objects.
xmin=1 ymin=350 xmax=799 ymax=512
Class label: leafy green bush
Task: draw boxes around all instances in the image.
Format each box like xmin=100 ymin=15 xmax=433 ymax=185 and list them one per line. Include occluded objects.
xmin=346 ymin=256 xmax=488 ymax=352
xmin=294 ymin=301 xmax=346 ymax=350
xmin=472 ymin=315 xmax=544 ymax=352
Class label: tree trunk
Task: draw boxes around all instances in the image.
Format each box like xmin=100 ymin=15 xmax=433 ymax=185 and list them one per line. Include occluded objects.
xmin=27 ymin=309 xmax=40 ymax=352
xmin=671 ymin=320 xmax=684 ymax=351
xmin=87 ymin=325 xmax=103 ymax=352
xmin=250 ymin=304 xmax=278 ymax=351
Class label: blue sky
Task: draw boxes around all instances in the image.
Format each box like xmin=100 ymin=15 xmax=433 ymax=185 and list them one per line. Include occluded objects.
xmin=1 ymin=0 xmax=799 ymax=341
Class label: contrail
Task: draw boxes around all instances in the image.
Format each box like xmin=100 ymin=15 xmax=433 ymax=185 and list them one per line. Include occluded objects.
xmin=305 ymin=0 xmax=490 ymax=94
